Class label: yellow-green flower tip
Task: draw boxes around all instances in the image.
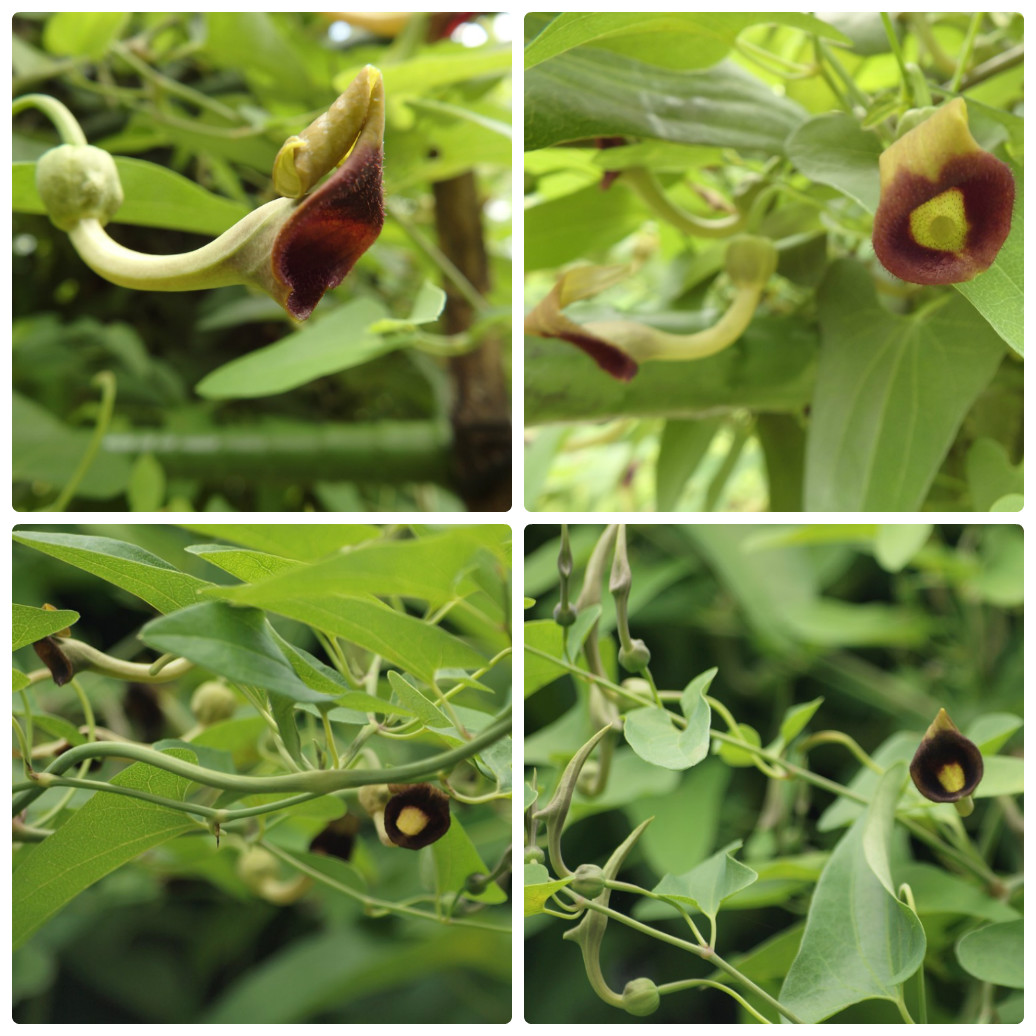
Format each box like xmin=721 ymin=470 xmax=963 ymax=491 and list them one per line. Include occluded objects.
xmin=872 ymin=99 xmax=1015 ymax=284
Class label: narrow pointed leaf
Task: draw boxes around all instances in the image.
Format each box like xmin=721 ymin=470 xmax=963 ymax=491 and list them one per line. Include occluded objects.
xmin=13 ymin=749 xmax=198 ymax=948
xmin=13 ymin=531 xmax=212 ymax=614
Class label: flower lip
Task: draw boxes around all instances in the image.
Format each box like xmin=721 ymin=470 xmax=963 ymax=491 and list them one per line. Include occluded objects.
xmin=909 ymin=708 xmax=984 ymax=803
xmin=272 ymin=142 xmax=384 ymax=320
xmin=32 ymin=636 xmax=75 ymax=686
xmin=873 ymin=152 xmax=1015 ymax=284
xmin=383 ymin=782 xmax=451 ymax=850
xmin=872 ymin=98 xmax=1015 ymax=285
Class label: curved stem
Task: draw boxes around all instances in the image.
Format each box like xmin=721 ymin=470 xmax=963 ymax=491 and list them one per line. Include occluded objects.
xmin=43 ymin=370 xmax=117 ymax=512
xmin=13 ymin=704 xmax=510 ymax=815
xmin=622 ymin=167 xmax=745 ymax=238
xmin=582 ymin=899 xmax=806 ymax=1024
xmin=12 ymin=93 xmax=87 ymax=145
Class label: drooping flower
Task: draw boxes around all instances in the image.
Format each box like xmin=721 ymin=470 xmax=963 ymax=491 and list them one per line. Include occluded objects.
xmin=30 ymin=66 xmax=385 ymax=321
xmin=525 ymin=235 xmax=777 ymax=381
xmin=872 ymin=98 xmax=1014 ymax=285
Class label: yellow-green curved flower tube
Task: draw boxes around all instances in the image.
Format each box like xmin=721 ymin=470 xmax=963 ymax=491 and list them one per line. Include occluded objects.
xmin=525 ymin=235 xmax=777 ymax=381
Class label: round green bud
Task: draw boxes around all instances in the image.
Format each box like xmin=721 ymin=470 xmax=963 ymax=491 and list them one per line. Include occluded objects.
xmin=570 ymin=862 xmax=606 ymax=898
xmin=190 ymin=681 xmax=238 ymax=726
xmin=553 ymin=602 xmax=577 ymax=627
xmin=35 ymin=144 xmax=124 ymax=231
xmin=236 ymin=846 xmax=280 ymax=889
xmin=464 ymin=872 xmax=491 ymax=895
xmin=622 ymin=977 xmax=660 ymax=1017
xmin=524 ymin=845 xmax=545 ymax=865
xmin=618 ymin=638 xmax=651 ymax=673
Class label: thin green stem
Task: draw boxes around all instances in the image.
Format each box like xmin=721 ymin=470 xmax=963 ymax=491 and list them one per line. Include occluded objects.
xmin=14 ymin=704 xmax=510 ymax=815
xmin=881 ymin=12 xmax=910 ymax=94
xmin=111 ymin=40 xmax=240 ymax=122
xmin=949 ymin=13 xmax=984 ymax=93
xmin=13 ymin=711 xmax=33 ymax=780
xmin=43 ymin=370 xmax=117 ymax=512
xmin=262 ymin=839 xmax=508 ymax=932
xmin=12 ymin=93 xmax=87 ymax=144
xmin=581 ymin=899 xmax=806 ymax=1024
xmin=657 ymin=978 xmax=773 ymax=1023
xmin=385 ymin=197 xmax=489 ymax=315
xmin=798 ymin=729 xmax=884 ymax=774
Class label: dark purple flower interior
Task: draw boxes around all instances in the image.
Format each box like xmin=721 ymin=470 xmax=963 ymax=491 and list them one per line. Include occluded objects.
xmin=272 ymin=143 xmax=384 ymax=320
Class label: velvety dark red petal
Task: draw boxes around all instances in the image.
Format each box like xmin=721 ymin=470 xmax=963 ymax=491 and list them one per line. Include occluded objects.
xmin=872 ymin=152 xmax=1015 ymax=285
xmin=272 ymin=143 xmax=384 ymax=320
xmin=557 ymin=329 xmax=639 ymax=381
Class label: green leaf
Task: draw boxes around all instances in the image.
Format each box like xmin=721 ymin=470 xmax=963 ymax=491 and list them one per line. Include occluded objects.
xmin=524 ymin=619 xmax=569 ymax=698
xmin=623 ymin=668 xmax=715 ymax=770
xmin=805 ymin=261 xmax=1005 ymax=510
xmin=209 ymin=597 xmax=486 ymax=686
xmin=526 ymin=50 xmax=806 ymax=153
xmin=127 ymin=452 xmax=166 ymax=512
xmin=873 ymin=524 xmax=933 ymax=572
xmin=966 ymin=438 xmax=1023 ymax=511
xmin=13 ymin=530 xmax=212 ymax=614
xmin=778 ymin=697 xmax=824 ymax=744
xmin=13 ymin=669 xmax=31 ymax=691
xmin=12 ymin=603 xmax=79 ymax=650
xmin=624 ymin=758 xmax=730 ymax=876
xmin=42 ymin=11 xmax=129 ymax=59
xmin=652 ymin=839 xmax=758 ymax=925
xmin=785 ymin=112 xmax=883 ymax=211
xmin=273 ymin=635 xmax=411 ymax=719
xmin=139 ymin=601 xmax=329 ymax=703
xmin=186 ymin=544 xmax=302 ymax=582
xmin=895 ymin=862 xmax=1020 ymax=925
xmin=196 ymin=299 xmax=400 ymax=399
xmin=12 ymin=158 xmax=250 ymax=236
xmin=387 ymin=670 xmax=446 ymax=728
xmin=525 ymin=12 xmax=850 ymax=70
xmin=180 ymin=524 xmax=381 ymax=561
xmin=203 ymin=526 xmax=502 ymax=608
xmin=954 ymin=161 xmax=1023 ymax=356
xmin=13 ymin=748 xmax=198 ymax=948
xmin=716 ymin=723 xmax=761 ymax=767
xmin=369 ymin=281 xmax=446 ymax=332
xmin=779 ymin=765 xmax=926 ymax=1022
xmin=955 ymin=920 xmax=1024 ymax=988
xmin=525 ymin=183 xmax=644 ymax=270
xmin=525 ymin=863 xmax=573 ymax=916
xmin=202 ymin=925 xmax=508 ymax=1023
xmin=967 ymin=712 xmax=1022 ymax=755
xmin=565 ymin=604 xmax=602 ymax=659
xmin=655 ymin=417 xmax=722 ymax=510
xmin=431 ymin=819 xmax=507 ymax=904
xmin=12 ymin=392 xmax=132 ymax=500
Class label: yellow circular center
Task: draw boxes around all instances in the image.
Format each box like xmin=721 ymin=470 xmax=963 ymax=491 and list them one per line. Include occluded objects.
xmin=910 ymin=188 xmax=968 ymax=252
xmin=396 ymin=805 xmax=428 ymax=837
xmin=937 ymin=761 xmax=966 ymax=794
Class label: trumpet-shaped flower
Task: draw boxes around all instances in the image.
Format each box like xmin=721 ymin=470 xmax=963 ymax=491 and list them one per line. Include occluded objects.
xmin=872 ymin=98 xmax=1014 ymax=285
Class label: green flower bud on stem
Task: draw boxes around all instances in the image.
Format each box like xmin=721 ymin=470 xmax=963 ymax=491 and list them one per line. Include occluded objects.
xmin=190 ymin=681 xmax=238 ymax=726
xmin=622 ymin=977 xmax=661 ymax=1017
xmin=570 ymin=863 xmax=607 ymax=898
